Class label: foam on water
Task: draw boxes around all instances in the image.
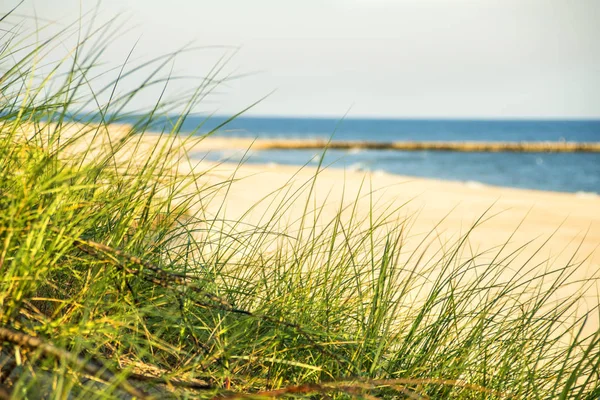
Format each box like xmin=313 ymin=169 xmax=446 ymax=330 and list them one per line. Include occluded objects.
xmin=347 ymin=162 xmax=366 ymax=172
xmin=465 ymin=181 xmax=486 ymax=189
xmin=575 ymin=191 xmax=599 ymax=198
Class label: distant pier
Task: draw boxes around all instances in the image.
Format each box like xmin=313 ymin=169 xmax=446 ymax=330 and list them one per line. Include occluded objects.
xmin=248 ymin=140 xmax=600 ymax=153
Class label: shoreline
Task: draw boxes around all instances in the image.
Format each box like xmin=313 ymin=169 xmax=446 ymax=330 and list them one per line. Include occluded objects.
xmin=214 ymin=158 xmax=600 ymax=197
xmin=159 ymin=134 xmax=600 ymax=196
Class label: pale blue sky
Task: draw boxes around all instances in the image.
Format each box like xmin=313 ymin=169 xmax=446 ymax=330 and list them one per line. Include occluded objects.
xmin=14 ymin=0 xmax=600 ymax=118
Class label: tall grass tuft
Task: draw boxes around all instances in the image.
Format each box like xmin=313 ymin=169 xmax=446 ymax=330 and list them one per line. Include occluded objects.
xmin=0 ymin=6 xmax=599 ymax=399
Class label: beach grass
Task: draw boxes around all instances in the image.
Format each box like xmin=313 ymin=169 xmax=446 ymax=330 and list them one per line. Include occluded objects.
xmin=1 ymin=8 xmax=599 ymax=399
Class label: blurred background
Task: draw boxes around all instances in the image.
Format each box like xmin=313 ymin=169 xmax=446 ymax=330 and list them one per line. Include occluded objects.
xmin=9 ymin=0 xmax=600 ymax=193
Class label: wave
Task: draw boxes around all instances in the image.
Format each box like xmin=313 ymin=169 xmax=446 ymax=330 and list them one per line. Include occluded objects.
xmin=575 ymin=191 xmax=598 ymax=198
xmin=464 ymin=181 xmax=486 ymax=189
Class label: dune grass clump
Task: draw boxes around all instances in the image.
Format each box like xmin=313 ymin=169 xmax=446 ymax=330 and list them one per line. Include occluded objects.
xmin=1 ymin=7 xmax=599 ymax=400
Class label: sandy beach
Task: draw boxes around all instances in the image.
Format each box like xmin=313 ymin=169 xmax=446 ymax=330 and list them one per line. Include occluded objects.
xmin=60 ymin=125 xmax=600 ymax=276
xmin=186 ymin=135 xmax=600 ymax=263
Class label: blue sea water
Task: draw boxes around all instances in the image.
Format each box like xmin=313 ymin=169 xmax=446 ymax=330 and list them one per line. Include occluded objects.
xmin=172 ymin=116 xmax=600 ymax=194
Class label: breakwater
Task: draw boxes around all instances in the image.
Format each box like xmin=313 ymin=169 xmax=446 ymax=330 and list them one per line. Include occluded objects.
xmin=249 ymin=140 xmax=600 ymax=153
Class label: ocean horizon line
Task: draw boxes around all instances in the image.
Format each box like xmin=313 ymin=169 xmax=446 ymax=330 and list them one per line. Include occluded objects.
xmin=140 ymin=113 xmax=600 ymax=123
xmin=64 ymin=112 xmax=600 ymax=124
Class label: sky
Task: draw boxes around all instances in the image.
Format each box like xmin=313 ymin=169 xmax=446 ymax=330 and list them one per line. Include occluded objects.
xmin=11 ymin=0 xmax=600 ymax=118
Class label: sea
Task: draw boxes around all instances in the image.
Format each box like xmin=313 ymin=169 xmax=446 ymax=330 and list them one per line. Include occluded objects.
xmin=167 ymin=116 xmax=600 ymax=194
